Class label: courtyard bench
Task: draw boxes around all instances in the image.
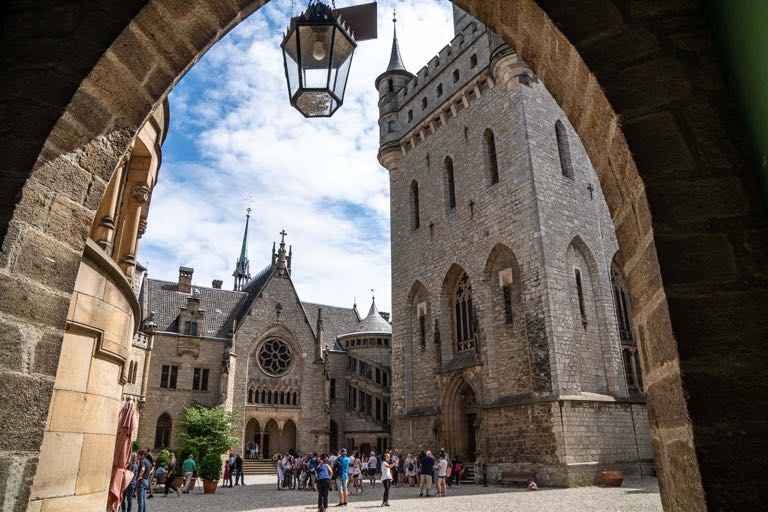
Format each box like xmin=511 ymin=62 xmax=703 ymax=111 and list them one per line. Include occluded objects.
xmin=497 ymin=470 xmax=535 ymax=486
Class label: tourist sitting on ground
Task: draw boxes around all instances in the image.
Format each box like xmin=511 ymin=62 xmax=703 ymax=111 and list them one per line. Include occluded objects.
xmin=528 ymin=477 xmax=538 ymax=491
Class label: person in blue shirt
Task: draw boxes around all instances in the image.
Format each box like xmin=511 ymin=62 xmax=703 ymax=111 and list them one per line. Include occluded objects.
xmin=335 ymin=449 xmax=351 ymax=507
xmin=315 ymin=453 xmax=333 ymax=511
xmin=122 ymin=452 xmax=138 ymax=512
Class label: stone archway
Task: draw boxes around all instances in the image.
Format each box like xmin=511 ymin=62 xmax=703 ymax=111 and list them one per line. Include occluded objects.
xmin=244 ymin=418 xmax=261 ymax=458
xmin=442 ymin=377 xmax=479 ymax=461
xmin=263 ymin=418 xmax=279 ymax=459
xmin=280 ymin=419 xmax=297 ymax=455
xmin=0 ymin=1 xmax=766 ymax=510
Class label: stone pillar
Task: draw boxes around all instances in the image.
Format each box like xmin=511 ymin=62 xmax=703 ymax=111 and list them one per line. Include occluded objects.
xmin=91 ymin=154 xmax=128 ymax=253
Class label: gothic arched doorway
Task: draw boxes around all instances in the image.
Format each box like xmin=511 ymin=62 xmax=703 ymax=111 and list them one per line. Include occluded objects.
xmin=264 ymin=419 xmax=279 ymax=458
xmin=280 ymin=419 xmax=297 ymax=455
xmin=444 ymin=378 xmax=478 ymax=461
xmin=244 ymin=418 xmax=261 ymax=458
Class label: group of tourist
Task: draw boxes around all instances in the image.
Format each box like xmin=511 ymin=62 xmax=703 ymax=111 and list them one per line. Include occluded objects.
xmin=273 ymin=446 xmax=464 ymax=511
xmin=121 ymin=448 xmax=196 ymax=512
xmin=222 ymin=453 xmax=245 ymax=487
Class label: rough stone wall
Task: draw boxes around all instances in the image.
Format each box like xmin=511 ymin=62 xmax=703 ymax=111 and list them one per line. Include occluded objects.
xmin=136 ymin=331 xmax=225 ymax=449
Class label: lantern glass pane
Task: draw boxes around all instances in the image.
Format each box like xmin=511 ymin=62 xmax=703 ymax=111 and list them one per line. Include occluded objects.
xmin=299 ymin=25 xmax=333 ymax=88
xmin=333 ymin=47 xmax=354 ymax=99
xmin=283 ymin=30 xmax=300 ymax=96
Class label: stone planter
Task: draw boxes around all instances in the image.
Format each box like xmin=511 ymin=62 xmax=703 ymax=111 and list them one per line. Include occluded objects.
xmin=173 ymin=476 xmax=184 ymax=489
xmin=601 ymin=470 xmax=624 ymax=487
xmin=203 ymin=480 xmax=218 ymax=494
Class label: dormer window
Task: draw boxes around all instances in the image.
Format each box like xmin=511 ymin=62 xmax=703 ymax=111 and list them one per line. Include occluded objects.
xmin=184 ymin=321 xmax=198 ymax=336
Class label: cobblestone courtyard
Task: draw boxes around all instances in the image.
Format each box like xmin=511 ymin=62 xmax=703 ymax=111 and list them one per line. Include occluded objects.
xmin=152 ymin=475 xmax=663 ymax=511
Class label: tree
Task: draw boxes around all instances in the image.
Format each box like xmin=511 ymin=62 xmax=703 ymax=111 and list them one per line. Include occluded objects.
xmin=178 ymin=405 xmax=238 ymax=460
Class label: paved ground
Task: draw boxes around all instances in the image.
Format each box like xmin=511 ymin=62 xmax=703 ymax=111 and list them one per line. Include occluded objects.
xmin=147 ymin=475 xmax=663 ymax=511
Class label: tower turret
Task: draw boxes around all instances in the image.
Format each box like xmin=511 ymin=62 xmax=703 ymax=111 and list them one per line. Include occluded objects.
xmin=376 ymin=8 xmax=413 ymax=166
xmin=233 ymin=207 xmax=252 ymax=291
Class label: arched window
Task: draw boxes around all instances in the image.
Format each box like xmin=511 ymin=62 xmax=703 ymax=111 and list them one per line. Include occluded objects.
xmin=267 ymin=391 xmax=273 ymax=404
xmin=410 ymin=180 xmax=420 ymax=230
xmin=387 ymin=78 xmax=393 ymax=93
xmin=248 ymin=389 xmax=253 ymax=403
xmin=555 ymin=120 xmax=574 ymax=178
xmin=280 ymin=391 xmax=285 ymax=405
xmin=453 ymin=272 xmax=476 ymax=352
xmin=293 ymin=392 xmax=298 ymax=405
xmin=154 ymin=413 xmax=172 ymax=449
xmin=387 ymin=120 xmax=396 ymax=133
xmin=484 ymin=129 xmax=499 ymax=185
xmin=612 ymin=267 xmax=634 ymax=343
xmin=261 ymin=390 xmax=266 ymax=403
xmin=444 ymin=157 xmax=456 ymax=210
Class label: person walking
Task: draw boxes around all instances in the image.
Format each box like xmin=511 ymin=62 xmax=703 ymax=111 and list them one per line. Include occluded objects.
xmin=164 ymin=452 xmax=180 ymax=497
xmin=315 ymin=453 xmax=333 ymax=512
xmin=404 ymin=453 xmax=416 ymax=487
xmin=181 ymin=453 xmax=197 ymax=494
xmin=121 ymin=452 xmax=138 ymax=512
xmin=235 ymin=453 xmax=244 ymax=486
xmin=451 ymin=458 xmax=462 ymax=487
xmin=367 ymin=452 xmax=377 ymax=488
xmin=380 ymin=452 xmax=394 ymax=507
xmin=335 ymin=448 xmax=351 ymax=506
xmin=418 ymin=450 xmax=435 ymax=497
xmin=136 ymin=450 xmax=152 ymax=511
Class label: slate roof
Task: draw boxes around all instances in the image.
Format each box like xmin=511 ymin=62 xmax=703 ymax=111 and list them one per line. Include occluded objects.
xmin=303 ymin=302 xmax=360 ymax=352
xmin=341 ymin=300 xmax=392 ymax=336
xmin=141 ymin=278 xmax=248 ymax=339
xmin=234 ymin=264 xmax=276 ymax=325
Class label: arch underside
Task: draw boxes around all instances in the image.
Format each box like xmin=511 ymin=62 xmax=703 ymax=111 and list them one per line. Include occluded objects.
xmin=0 ymin=0 xmax=764 ymax=510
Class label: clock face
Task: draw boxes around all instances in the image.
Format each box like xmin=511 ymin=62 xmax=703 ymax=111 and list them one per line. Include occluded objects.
xmin=258 ymin=339 xmax=292 ymax=377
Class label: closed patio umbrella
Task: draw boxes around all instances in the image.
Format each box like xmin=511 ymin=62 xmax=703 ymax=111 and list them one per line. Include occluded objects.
xmin=108 ymin=398 xmax=138 ymax=512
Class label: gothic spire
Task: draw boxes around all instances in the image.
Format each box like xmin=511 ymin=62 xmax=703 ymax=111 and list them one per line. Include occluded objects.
xmin=233 ymin=206 xmax=252 ymax=291
xmin=386 ymin=7 xmax=407 ymax=73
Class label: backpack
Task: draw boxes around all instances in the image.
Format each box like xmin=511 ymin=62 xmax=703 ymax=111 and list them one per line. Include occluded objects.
xmin=407 ymin=462 xmax=414 ymax=472
xmin=332 ymin=460 xmax=342 ymax=475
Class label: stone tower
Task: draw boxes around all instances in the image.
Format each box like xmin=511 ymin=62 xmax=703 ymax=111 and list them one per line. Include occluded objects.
xmin=377 ymin=8 xmax=652 ymax=486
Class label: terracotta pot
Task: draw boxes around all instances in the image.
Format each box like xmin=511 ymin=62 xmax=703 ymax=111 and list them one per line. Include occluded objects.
xmin=601 ymin=470 xmax=624 ymax=487
xmin=203 ymin=480 xmax=218 ymax=494
xmin=189 ymin=478 xmax=197 ymax=491
xmin=173 ymin=476 xmax=184 ymax=489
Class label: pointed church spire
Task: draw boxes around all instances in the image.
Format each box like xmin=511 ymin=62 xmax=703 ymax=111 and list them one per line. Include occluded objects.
xmin=386 ymin=7 xmax=407 ymax=72
xmin=233 ymin=205 xmax=252 ymax=291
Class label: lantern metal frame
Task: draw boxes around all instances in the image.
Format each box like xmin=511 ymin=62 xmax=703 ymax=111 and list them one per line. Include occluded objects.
xmin=281 ymin=1 xmax=358 ymax=118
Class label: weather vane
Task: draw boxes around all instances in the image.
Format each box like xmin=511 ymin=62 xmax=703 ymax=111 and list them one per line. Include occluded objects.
xmin=244 ymin=194 xmax=255 ymax=215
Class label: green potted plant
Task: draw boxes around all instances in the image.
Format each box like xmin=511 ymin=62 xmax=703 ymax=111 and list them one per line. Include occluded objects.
xmin=200 ymin=454 xmax=223 ymax=494
xmin=178 ymin=405 xmax=237 ymax=494
xmin=175 ymin=447 xmax=199 ymax=489
xmin=156 ymin=449 xmax=170 ymax=468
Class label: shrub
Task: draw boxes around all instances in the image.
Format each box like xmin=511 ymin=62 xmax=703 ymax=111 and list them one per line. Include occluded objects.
xmin=178 ymin=405 xmax=238 ymax=460
xmin=200 ymin=454 xmax=222 ymax=482
xmin=176 ymin=446 xmax=199 ymax=464
xmin=156 ymin=449 xmax=170 ymax=468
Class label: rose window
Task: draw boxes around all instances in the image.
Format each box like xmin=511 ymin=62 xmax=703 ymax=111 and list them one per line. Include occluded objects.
xmin=258 ymin=339 xmax=292 ymax=377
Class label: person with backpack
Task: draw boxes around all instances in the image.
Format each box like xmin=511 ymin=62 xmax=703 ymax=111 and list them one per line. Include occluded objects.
xmin=404 ymin=453 xmax=416 ymax=487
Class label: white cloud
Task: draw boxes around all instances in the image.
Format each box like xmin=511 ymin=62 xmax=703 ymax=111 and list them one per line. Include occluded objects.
xmin=142 ymin=0 xmax=456 ymax=314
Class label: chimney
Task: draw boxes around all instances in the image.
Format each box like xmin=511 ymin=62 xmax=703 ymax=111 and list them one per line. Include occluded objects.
xmin=212 ymin=279 xmax=223 ymax=289
xmin=178 ymin=266 xmax=193 ymax=293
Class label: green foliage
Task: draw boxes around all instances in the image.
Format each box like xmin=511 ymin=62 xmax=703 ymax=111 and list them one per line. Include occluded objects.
xmin=200 ymin=454 xmax=222 ymax=481
xmin=176 ymin=445 xmax=199 ymax=463
xmin=132 ymin=440 xmax=141 ymax=453
xmin=156 ymin=449 xmax=170 ymax=467
xmin=178 ymin=405 xmax=238 ymax=460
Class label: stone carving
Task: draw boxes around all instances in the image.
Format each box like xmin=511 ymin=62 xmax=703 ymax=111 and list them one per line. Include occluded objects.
xmin=132 ymin=183 xmax=150 ymax=204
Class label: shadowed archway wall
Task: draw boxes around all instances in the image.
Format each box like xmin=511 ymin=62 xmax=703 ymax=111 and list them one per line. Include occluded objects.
xmin=0 ymin=1 xmax=765 ymax=510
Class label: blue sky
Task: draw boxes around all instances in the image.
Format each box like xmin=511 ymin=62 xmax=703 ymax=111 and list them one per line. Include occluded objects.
xmin=141 ymin=0 xmax=456 ymax=313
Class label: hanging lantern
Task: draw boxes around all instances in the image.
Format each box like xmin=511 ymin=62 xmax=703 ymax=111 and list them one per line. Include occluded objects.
xmin=281 ymin=1 xmax=358 ymax=118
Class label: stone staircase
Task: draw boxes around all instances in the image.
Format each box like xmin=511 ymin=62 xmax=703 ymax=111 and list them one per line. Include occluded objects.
xmin=460 ymin=462 xmax=475 ymax=484
xmin=243 ymin=459 xmax=276 ymax=475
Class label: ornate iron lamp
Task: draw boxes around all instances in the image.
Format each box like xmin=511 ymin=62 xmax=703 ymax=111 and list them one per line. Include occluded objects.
xmin=281 ymin=1 xmax=357 ymax=117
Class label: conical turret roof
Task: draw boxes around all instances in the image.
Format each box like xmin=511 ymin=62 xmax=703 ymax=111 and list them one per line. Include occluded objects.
xmin=386 ymin=24 xmax=407 ymax=73
xmin=341 ymin=298 xmax=392 ymax=336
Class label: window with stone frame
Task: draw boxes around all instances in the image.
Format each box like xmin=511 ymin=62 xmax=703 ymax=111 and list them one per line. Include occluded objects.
xmin=470 ymin=53 xmax=478 ymax=69
xmin=410 ymin=180 xmax=421 ymax=230
xmin=444 ymin=156 xmax=456 ymax=210
xmin=437 ymin=83 xmax=443 ymax=97
xmin=574 ymin=267 xmax=587 ymax=325
xmin=623 ymin=347 xmax=644 ymax=391
xmin=453 ymin=272 xmax=476 ymax=352
xmin=192 ymin=367 xmax=209 ymax=391
xmin=160 ymin=365 xmax=178 ymax=389
xmin=498 ymin=267 xmax=514 ymax=326
xmin=556 ymin=120 xmax=574 ymax=179
xmin=453 ymin=69 xmax=460 ymax=83
xmin=183 ymin=321 xmax=198 ymax=336
xmin=154 ymin=413 xmax=172 ymax=449
xmin=484 ymin=128 xmax=500 ymax=185
xmin=387 ymin=120 xmax=396 ymax=133
xmin=330 ymin=378 xmax=336 ymax=399
xmin=611 ymin=266 xmax=635 ymax=343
